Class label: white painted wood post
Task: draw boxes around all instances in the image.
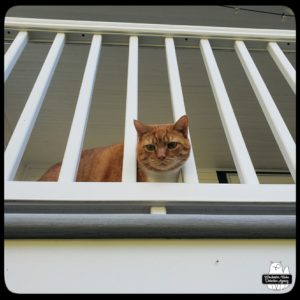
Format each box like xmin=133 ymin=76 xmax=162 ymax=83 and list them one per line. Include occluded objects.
xmin=4 ymin=31 xmax=28 ymax=82
xmin=235 ymin=41 xmax=295 ymax=182
xmin=122 ymin=36 xmax=138 ymax=183
xmin=200 ymin=39 xmax=259 ymax=184
xmin=150 ymin=207 xmax=167 ymax=214
xmin=4 ymin=33 xmax=65 ymax=181
xmin=58 ymin=35 xmax=102 ymax=182
xmin=267 ymin=42 xmax=295 ymax=93
xmin=165 ymin=37 xmax=199 ymax=184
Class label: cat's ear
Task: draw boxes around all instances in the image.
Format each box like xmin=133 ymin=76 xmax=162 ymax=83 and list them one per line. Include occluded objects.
xmin=134 ymin=120 xmax=151 ymax=138
xmin=174 ymin=115 xmax=189 ymax=138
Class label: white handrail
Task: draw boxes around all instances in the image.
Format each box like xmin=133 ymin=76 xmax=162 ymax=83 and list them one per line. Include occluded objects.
xmin=5 ymin=17 xmax=295 ymax=42
xmin=4 ymin=181 xmax=295 ymax=203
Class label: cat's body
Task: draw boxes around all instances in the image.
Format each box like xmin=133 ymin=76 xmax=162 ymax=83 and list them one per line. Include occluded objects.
xmin=38 ymin=116 xmax=190 ymax=183
xmin=39 ymin=144 xmax=124 ymax=182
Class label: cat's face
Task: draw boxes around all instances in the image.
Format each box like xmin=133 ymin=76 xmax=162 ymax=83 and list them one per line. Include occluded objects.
xmin=269 ymin=262 xmax=284 ymax=273
xmin=134 ymin=115 xmax=191 ymax=172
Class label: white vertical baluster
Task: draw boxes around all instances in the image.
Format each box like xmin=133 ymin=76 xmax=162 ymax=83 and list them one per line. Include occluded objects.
xmin=5 ymin=31 xmax=28 ymax=82
xmin=58 ymin=35 xmax=102 ymax=182
xmin=235 ymin=40 xmax=295 ymax=182
xmin=200 ymin=39 xmax=259 ymax=184
xmin=267 ymin=42 xmax=295 ymax=93
xmin=165 ymin=37 xmax=199 ymax=183
xmin=5 ymin=33 xmax=65 ymax=181
xmin=122 ymin=36 xmax=138 ymax=182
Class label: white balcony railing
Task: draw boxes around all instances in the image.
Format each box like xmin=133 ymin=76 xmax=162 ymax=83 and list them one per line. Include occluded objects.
xmin=4 ymin=18 xmax=296 ymax=238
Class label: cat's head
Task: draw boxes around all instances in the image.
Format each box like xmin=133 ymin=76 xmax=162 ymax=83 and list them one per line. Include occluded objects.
xmin=269 ymin=262 xmax=284 ymax=273
xmin=134 ymin=115 xmax=191 ymax=172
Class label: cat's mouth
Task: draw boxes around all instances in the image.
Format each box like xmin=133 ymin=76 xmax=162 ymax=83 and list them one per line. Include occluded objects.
xmin=150 ymin=159 xmax=182 ymax=171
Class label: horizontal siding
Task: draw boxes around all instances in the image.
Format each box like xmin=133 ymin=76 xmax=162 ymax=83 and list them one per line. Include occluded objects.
xmin=19 ymin=164 xmax=220 ymax=183
xmin=227 ymin=173 xmax=294 ymax=184
xmin=17 ymin=165 xmax=293 ymax=184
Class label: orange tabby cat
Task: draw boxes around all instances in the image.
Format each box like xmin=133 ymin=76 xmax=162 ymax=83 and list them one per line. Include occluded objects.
xmin=38 ymin=115 xmax=190 ymax=182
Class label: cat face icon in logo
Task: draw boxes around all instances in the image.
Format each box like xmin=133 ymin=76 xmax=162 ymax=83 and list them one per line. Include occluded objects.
xmin=262 ymin=262 xmax=292 ymax=291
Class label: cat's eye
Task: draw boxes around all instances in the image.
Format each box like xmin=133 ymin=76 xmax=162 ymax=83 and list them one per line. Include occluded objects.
xmin=167 ymin=142 xmax=178 ymax=149
xmin=145 ymin=144 xmax=156 ymax=151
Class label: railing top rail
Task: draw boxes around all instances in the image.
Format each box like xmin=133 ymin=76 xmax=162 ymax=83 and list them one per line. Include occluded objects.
xmin=5 ymin=17 xmax=295 ymax=42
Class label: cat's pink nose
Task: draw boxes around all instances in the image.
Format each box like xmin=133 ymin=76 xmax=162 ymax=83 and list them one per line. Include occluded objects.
xmin=157 ymin=154 xmax=166 ymax=160
xmin=157 ymin=148 xmax=166 ymax=160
